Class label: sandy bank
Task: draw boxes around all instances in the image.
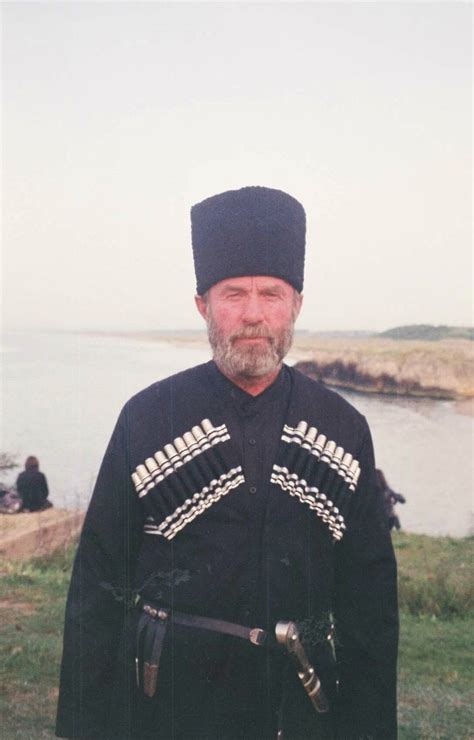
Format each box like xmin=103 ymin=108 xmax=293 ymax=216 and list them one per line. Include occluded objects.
xmin=0 ymin=508 xmax=84 ymax=560
xmin=290 ymin=337 xmax=473 ymax=400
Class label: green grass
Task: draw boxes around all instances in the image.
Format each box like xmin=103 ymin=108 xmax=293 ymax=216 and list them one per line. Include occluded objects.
xmin=398 ymin=613 xmax=473 ymax=739
xmin=0 ymin=547 xmax=73 ymax=739
xmin=393 ymin=532 xmax=474 ymax=618
xmin=1 ymin=536 xmax=473 ymax=739
xmin=394 ymin=533 xmax=474 ymax=738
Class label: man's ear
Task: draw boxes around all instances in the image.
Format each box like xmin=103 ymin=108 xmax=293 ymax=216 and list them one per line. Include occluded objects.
xmin=195 ymin=294 xmax=208 ymax=321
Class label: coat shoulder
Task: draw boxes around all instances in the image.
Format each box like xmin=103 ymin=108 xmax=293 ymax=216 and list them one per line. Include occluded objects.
xmin=118 ymin=362 xmax=211 ymax=421
xmin=290 ymin=366 xmax=369 ymax=438
xmin=125 ymin=362 xmax=209 ymax=405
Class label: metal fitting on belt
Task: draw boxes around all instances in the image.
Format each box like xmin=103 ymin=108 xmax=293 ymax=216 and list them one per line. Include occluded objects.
xmin=143 ymin=604 xmax=169 ymax=621
xmin=249 ymin=628 xmax=266 ymax=646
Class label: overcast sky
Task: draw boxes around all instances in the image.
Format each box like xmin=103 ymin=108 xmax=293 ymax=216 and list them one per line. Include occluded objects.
xmin=2 ymin=2 xmax=472 ymax=333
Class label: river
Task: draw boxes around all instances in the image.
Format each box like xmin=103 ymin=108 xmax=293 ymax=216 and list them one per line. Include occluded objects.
xmin=1 ymin=331 xmax=472 ymax=537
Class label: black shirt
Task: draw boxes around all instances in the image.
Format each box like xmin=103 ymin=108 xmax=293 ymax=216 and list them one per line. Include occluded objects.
xmin=208 ymin=362 xmax=293 ymax=627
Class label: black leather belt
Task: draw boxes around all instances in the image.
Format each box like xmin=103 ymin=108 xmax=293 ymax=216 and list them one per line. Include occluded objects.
xmin=144 ymin=602 xmax=268 ymax=645
xmin=136 ymin=602 xmax=271 ymax=697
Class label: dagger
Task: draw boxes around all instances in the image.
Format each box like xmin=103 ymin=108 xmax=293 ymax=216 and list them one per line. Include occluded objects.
xmin=275 ymin=620 xmax=330 ymax=714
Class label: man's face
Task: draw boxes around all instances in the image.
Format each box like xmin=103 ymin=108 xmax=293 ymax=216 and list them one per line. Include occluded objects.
xmin=195 ymin=276 xmax=302 ymax=380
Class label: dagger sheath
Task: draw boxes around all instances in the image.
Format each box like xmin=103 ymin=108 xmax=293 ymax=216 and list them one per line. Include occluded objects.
xmin=275 ymin=620 xmax=330 ymax=714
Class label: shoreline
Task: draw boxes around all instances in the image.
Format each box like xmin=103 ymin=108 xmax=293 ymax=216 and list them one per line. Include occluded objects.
xmin=288 ymin=337 xmax=473 ymax=402
xmin=81 ymin=330 xmax=473 ymax=403
xmin=293 ymin=360 xmax=463 ymax=402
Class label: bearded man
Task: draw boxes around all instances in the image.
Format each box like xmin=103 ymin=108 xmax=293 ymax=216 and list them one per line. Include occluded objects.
xmin=56 ymin=187 xmax=398 ymax=739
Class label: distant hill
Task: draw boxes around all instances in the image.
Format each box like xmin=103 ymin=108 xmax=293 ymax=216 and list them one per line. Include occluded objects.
xmin=379 ymin=325 xmax=473 ymax=341
xmin=295 ymin=330 xmax=373 ymax=339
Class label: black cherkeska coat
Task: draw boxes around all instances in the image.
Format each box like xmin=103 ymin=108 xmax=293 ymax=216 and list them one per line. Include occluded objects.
xmin=56 ymin=362 xmax=398 ymax=740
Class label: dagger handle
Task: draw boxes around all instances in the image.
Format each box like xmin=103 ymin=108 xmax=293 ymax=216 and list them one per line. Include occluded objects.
xmin=275 ymin=620 xmax=330 ymax=714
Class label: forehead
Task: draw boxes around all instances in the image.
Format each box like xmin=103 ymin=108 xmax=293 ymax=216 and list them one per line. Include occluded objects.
xmin=210 ymin=276 xmax=293 ymax=294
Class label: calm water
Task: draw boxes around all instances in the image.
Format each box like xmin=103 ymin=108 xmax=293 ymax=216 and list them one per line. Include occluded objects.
xmin=1 ymin=331 xmax=472 ymax=537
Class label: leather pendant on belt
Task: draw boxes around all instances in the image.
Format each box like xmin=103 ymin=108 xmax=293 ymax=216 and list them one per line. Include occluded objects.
xmin=136 ymin=606 xmax=170 ymax=698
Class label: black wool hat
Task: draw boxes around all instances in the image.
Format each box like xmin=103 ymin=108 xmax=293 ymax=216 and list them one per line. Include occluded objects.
xmin=191 ymin=186 xmax=306 ymax=295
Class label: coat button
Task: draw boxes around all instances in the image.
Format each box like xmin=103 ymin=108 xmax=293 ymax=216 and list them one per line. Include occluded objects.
xmin=249 ymin=486 xmax=257 ymax=494
xmin=248 ymin=438 xmax=256 ymax=445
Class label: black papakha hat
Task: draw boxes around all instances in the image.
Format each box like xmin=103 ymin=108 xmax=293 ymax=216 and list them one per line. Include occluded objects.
xmin=191 ymin=186 xmax=306 ymax=295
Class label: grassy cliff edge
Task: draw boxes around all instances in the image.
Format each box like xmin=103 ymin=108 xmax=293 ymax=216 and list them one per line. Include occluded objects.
xmin=1 ymin=532 xmax=473 ymax=739
xmin=291 ymin=337 xmax=473 ymax=400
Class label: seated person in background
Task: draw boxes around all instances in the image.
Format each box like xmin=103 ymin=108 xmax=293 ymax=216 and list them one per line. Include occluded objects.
xmin=16 ymin=456 xmax=51 ymax=512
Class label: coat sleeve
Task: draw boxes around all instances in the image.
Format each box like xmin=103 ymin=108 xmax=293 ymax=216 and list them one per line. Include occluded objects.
xmin=333 ymin=424 xmax=398 ymax=739
xmin=56 ymin=403 xmax=143 ymax=738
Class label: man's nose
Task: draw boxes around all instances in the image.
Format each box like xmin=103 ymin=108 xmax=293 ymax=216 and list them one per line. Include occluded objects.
xmin=241 ymin=294 xmax=265 ymax=324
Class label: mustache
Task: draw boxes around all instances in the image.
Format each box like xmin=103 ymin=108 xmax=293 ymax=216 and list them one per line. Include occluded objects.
xmin=229 ymin=326 xmax=273 ymax=342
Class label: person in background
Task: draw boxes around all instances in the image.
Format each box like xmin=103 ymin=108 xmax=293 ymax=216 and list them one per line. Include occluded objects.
xmin=16 ymin=456 xmax=51 ymax=512
xmin=376 ymin=468 xmax=406 ymax=531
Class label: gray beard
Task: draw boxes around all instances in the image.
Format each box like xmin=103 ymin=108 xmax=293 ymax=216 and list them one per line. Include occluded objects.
xmin=206 ymin=316 xmax=295 ymax=380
